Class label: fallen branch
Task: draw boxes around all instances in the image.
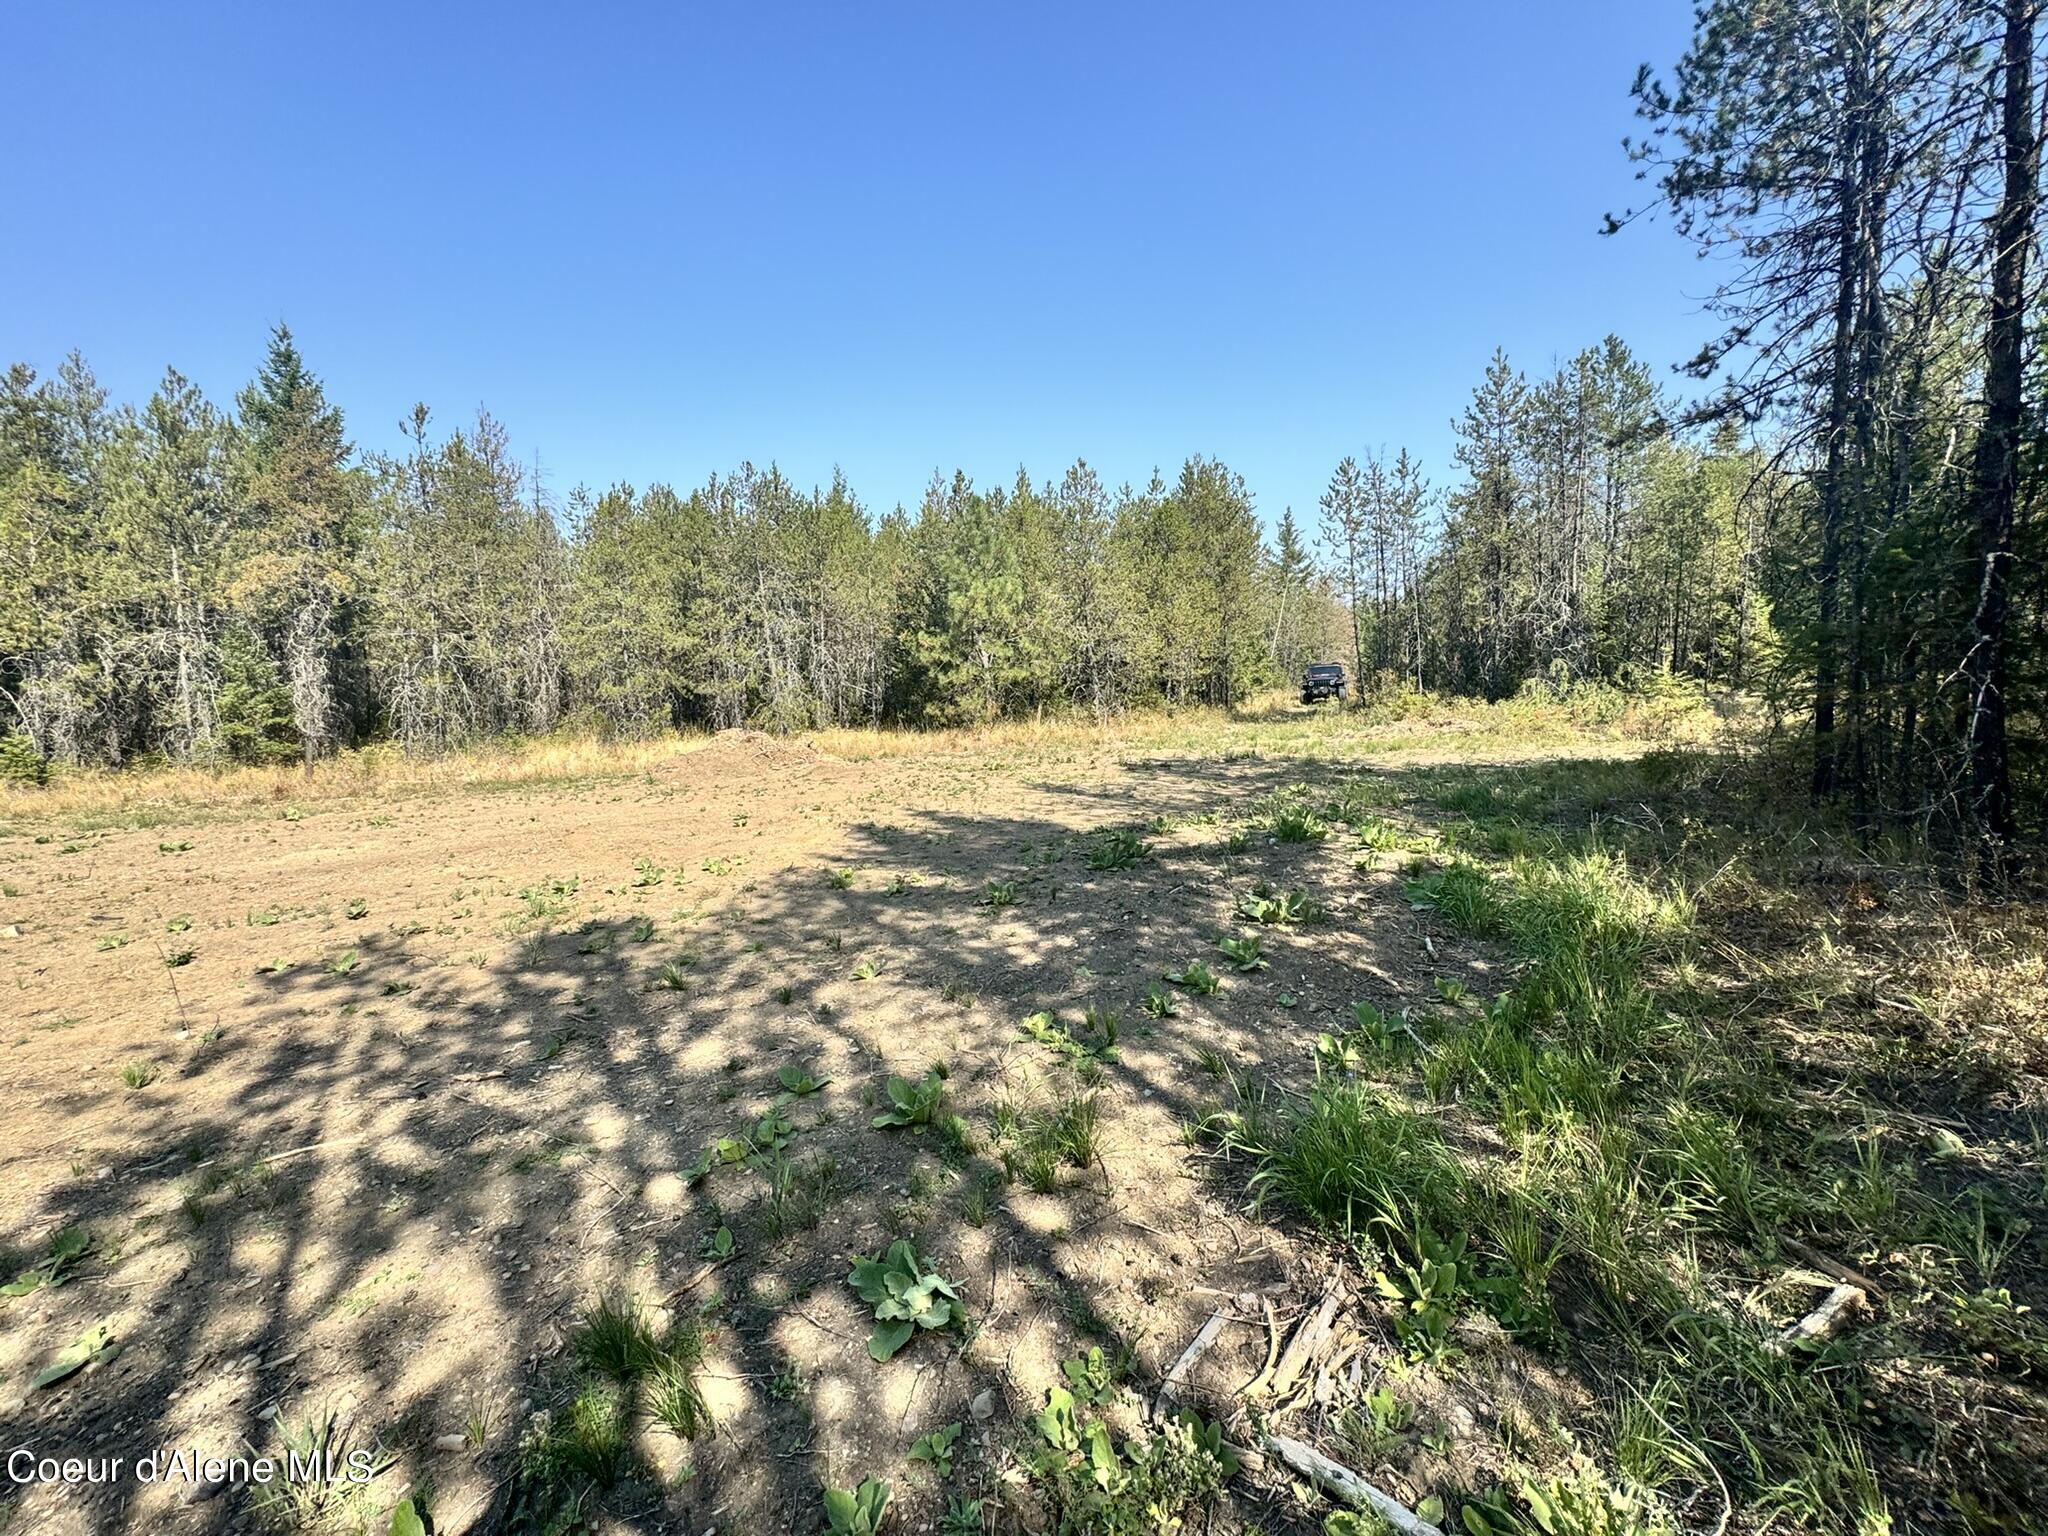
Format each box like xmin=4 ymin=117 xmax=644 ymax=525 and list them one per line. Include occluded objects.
xmin=1781 ymin=1238 xmax=1885 ymax=1304
xmin=1152 ymin=1293 xmax=1249 ymax=1420
xmin=1769 ymin=1283 xmax=1864 ymax=1354
xmin=1262 ymin=1432 xmax=1445 ymax=1536
xmin=669 ymin=1253 xmax=737 ymax=1297
xmin=251 ymin=1131 xmax=378 ymax=1168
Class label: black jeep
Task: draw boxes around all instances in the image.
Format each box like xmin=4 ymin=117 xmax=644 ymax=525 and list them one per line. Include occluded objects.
xmin=1301 ymin=662 xmax=1349 ymax=704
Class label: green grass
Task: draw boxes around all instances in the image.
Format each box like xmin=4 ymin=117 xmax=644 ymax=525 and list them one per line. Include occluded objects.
xmin=759 ymin=1151 xmax=846 ymax=1240
xmin=998 ymin=1081 xmax=1102 ymax=1191
xmin=1202 ymin=751 xmax=2042 ymax=1535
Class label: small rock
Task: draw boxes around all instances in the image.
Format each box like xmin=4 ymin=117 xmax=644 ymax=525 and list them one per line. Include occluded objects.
xmin=970 ymin=1389 xmax=995 ymax=1422
xmin=433 ymin=1433 xmax=467 ymax=1453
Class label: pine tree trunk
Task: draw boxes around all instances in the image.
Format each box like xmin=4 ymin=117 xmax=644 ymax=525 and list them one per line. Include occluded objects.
xmin=1963 ymin=0 xmax=2037 ymax=868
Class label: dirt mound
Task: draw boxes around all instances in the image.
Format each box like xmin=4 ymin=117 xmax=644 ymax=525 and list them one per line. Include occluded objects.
xmin=656 ymin=727 xmax=832 ymax=786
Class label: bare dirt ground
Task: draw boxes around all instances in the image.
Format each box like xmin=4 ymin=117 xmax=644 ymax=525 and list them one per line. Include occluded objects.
xmin=0 ymin=717 xmax=1663 ymax=1536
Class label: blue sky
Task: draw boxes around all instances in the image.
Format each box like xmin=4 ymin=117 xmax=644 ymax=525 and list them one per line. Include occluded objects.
xmin=4 ymin=2 xmax=1708 ymax=527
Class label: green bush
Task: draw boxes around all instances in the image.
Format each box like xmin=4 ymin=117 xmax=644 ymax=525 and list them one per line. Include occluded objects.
xmin=0 ymin=733 xmax=48 ymax=786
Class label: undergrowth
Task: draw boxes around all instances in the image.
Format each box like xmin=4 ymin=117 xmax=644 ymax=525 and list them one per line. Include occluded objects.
xmin=1210 ymin=751 xmax=2048 ymax=1536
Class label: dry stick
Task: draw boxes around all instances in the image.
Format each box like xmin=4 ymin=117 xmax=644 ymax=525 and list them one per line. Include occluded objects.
xmin=1769 ymin=1283 xmax=1865 ymax=1354
xmin=1781 ymin=1237 xmax=1886 ymax=1303
xmin=669 ymin=1252 xmax=736 ymax=1297
xmin=1241 ymin=1298 xmax=1281 ymax=1395
xmin=250 ymin=1131 xmax=379 ymax=1168
xmin=1262 ymin=1432 xmax=1446 ymax=1536
xmin=1151 ymin=1294 xmax=1247 ymax=1421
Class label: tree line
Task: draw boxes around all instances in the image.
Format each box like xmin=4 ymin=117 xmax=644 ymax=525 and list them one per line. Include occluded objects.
xmin=1 ymin=327 xmax=1789 ymax=783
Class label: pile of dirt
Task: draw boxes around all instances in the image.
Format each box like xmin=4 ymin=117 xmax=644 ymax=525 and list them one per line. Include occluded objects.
xmin=655 ymin=728 xmax=832 ymax=785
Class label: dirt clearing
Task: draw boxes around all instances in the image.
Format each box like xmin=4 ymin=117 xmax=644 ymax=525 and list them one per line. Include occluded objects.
xmin=3 ymin=706 xmax=2038 ymax=1536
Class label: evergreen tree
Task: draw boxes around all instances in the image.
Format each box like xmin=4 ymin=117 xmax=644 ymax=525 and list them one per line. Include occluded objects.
xmin=232 ymin=324 xmax=361 ymax=767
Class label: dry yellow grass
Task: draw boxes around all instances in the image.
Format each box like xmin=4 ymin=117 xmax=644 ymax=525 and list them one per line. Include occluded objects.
xmin=0 ymin=733 xmax=704 ymax=822
xmin=0 ymin=683 xmax=1735 ymax=825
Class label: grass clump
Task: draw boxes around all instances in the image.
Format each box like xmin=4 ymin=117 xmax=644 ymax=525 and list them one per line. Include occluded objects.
xmin=759 ymin=1150 xmax=846 ymax=1240
xmin=997 ymin=1079 xmax=1102 ymax=1192
xmin=249 ymin=1410 xmax=391 ymax=1532
xmin=1224 ymin=1074 xmax=1462 ymax=1239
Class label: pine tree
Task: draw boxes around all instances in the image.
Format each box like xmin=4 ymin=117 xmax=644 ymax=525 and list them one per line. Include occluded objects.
xmin=232 ymin=324 xmax=360 ymax=767
xmin=1318 ymin=457 xmax=1369 ymax=691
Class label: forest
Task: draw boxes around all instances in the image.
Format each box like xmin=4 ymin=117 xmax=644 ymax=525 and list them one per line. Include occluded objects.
xmin=0 ymin=336 xmax=1769 ymax=764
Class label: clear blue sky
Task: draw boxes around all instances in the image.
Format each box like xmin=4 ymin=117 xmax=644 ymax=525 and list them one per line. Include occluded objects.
xmin=4 ymin=1 xmax=1708 ymax=527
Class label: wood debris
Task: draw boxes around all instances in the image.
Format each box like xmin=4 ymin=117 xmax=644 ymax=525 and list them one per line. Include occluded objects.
xmin=1770 ymin=1281 xmax=1865 ymax=1354
xmin=1262 ymin=1431 xmax=1446 ymax=1536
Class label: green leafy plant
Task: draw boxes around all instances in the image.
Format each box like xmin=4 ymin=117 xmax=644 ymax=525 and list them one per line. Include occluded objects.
xmin=119 ymin=1060 xmax=158 ymax=1090
xmin=851 ymin=956 xmax=883 ymax=981
xmin=1027 ymin=1387 xmax=1238 ymax=1534
xmin=1165 ymin=960 xmax=1221 ymax=995
xmin=1214 ymin=934 xmax=1269 ymax=972
xmin=631 ymin=856 xmax=664 ymax=887
xmin=1061 ymin=1345 xmax=1117 ymax=1404
xmin=847 ymin=1240 xmax=966 ymax=1360
xmin=1374 ymin=1226 xmax=1470 ymax=1365
xmin=1087 ymin=828 xmax=1150 ymax=870
xmin=1269 ymin=805 xmax=1330 ymax=843
xmin=1 ymin=1227 xmax=93 ymax=1297
xmin=32 ymin=1321 xmax=118 ymax=1389
xmin=980 ymin=879 xmax=1018 ymax=908
xmin=908 ymin=1420 xmax=962 ymax=1476
xmin=940 ymin=1497 xmax=985 ymax=1536
xmin=872 ymin=1068 xmax=947 ymax=1130
xmin=1142 ymin=983 xmax=1182 ymax=1018
xmin=778 ymin=1064 xmax=829 ymax=1096
xmin=1237 ymin=883 xmax=1322 ymax=925
xmin=754 ymin=1107 xmax=797 ymax=1150
xmin=823 ymin=1477 xmax=893 ymax=1536
xmin=829 ymin=867 xmax=857 ymax=889
xmin=1021 ymin=1009 xmax=1119 ymax=1065
xmin=344 ymin=898 xmax=369 ymax=920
